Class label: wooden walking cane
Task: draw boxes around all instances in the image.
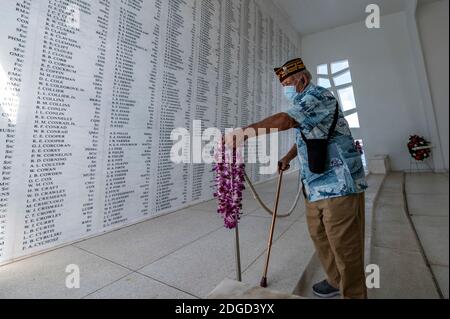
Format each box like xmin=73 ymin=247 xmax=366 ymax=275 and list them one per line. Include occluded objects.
xmin=260 ymin=169 xmax=284 ymax=288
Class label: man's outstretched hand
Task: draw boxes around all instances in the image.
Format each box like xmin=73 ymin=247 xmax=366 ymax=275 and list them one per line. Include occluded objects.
xmin=224 ymin=130 xmax=247 ymax=149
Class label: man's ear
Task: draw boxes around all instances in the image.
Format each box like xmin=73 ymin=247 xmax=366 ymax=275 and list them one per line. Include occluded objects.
xmin=301 ymin=73 xmax=308 ymax=85
xmin=296 ymin=74 xmax=307 ymax=91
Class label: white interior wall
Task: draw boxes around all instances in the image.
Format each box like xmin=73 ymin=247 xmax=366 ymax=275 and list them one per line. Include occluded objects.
xmin=301 ymin=11 xmax=434 ymax=171
xmin=416 ymin=0 xmax=449 ymax=170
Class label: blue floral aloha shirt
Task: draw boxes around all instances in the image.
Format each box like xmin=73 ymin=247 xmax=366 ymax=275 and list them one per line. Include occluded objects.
xmin=286 ymin=83 xmax=368 ymax=202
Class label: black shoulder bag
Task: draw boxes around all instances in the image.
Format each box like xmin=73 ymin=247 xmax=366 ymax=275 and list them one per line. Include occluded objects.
xmin=300 ymin=102 xmax=340 ymax=175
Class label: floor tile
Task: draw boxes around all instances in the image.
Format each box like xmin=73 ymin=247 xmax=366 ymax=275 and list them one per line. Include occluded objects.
xmin=84 ymin=272 xmax=196 ymax=299
xmin=138 ymin=216 xmax=293 ymax=298
xmin=0 ymin=246 xmax=130 ymax=299
xmin=74 ymin=209 xmax=223 ymax=270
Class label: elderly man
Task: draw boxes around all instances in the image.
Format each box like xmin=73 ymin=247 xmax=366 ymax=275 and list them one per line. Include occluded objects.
xmin=226 ymin=58 xmax=368 ymax=299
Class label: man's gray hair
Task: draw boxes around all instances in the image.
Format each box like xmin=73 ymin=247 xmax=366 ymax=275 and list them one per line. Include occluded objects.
xmin=292 ymin=69 xmax=312 ymax=82
xmin=299 ymin=69 xmax=312 ymax=81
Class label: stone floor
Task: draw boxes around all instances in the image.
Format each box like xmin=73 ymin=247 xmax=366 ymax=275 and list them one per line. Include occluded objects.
xmin=406 ymin=173 xmax=449 ymax=299
xmin=370 ymin=172 xmax=448 ymax=299
xmin=0 ymin=171 xmax=308 ymax=299
xmin=0 ymin=171 xmax=447 ymax=299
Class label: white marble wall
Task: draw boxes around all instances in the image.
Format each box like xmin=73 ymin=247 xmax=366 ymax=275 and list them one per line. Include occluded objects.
xmin=0 ymin=0 xmax=300 ymax=264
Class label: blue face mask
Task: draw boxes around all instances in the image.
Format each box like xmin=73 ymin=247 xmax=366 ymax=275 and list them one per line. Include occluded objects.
xmin=283 ymin=85 xmax=298 ymax=102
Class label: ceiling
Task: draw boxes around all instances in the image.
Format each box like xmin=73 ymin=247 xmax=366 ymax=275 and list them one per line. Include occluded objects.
xmin=275 ymin=0 xmax=410 ymax=36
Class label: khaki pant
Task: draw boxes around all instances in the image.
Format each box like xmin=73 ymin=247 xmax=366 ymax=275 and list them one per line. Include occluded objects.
xmin=305 ymin=192 xmax=367 ymax=299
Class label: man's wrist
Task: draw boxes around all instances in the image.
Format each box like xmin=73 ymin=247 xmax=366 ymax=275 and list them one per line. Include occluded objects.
xmin=284 ymin=153 xmax=297 ymax=162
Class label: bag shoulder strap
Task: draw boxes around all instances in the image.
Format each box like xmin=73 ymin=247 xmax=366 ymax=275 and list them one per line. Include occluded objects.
xmin=300 ymin=101 xmax=340 ymax=142
xmin=327 ymin=102 xmax=340 ymax=141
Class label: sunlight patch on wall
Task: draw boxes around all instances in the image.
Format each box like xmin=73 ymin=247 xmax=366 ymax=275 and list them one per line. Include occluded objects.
xmin=0 ymin=63 xmax=19 ymax=125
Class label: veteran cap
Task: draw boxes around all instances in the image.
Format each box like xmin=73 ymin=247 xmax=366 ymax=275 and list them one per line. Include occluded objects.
xmin=274 ymin=58 xmax=306 ymax=83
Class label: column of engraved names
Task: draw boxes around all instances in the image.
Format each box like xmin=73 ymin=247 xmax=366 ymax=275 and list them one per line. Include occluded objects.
xmin=22 ymin=0 xmax=86 ymax=250
xmin=266 ymin=17 xmax=281 ymax=164
xmin=237 ymin=0 xmax=251 ymax=128
xmin=266 ymin=17 xmax=276 ymax=118
xmin=155 ymin=0 xmax=196 ymax=212
xmin=218 ymin=0 xmax=240 ymax=131
xmin=246 ymin=1 xmax=261 ymax=182
xmin=103 ymin=1 xmax=147 ymax=227
xmin=191 ymin=0 xmax=220 ymax=201
xmin=251 ymin=4 xmax=267 ymax=182
xmin=238 ymin=0 xmax=257 ymax=173
xmin=80 ymin=1 xmax=111 ymax=233
xmin=139 ymin=0 xmax=162 ymax=216
xmin=0 ymin=0 xmax=32 ymax=258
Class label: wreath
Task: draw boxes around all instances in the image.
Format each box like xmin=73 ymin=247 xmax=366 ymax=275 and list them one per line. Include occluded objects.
xmin=407 ymin=135 xmax=432 ymax=161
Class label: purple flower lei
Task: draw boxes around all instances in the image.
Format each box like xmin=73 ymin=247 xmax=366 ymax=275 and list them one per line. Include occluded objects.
xmin=213 ymin=142 xmax=246 ymax=229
